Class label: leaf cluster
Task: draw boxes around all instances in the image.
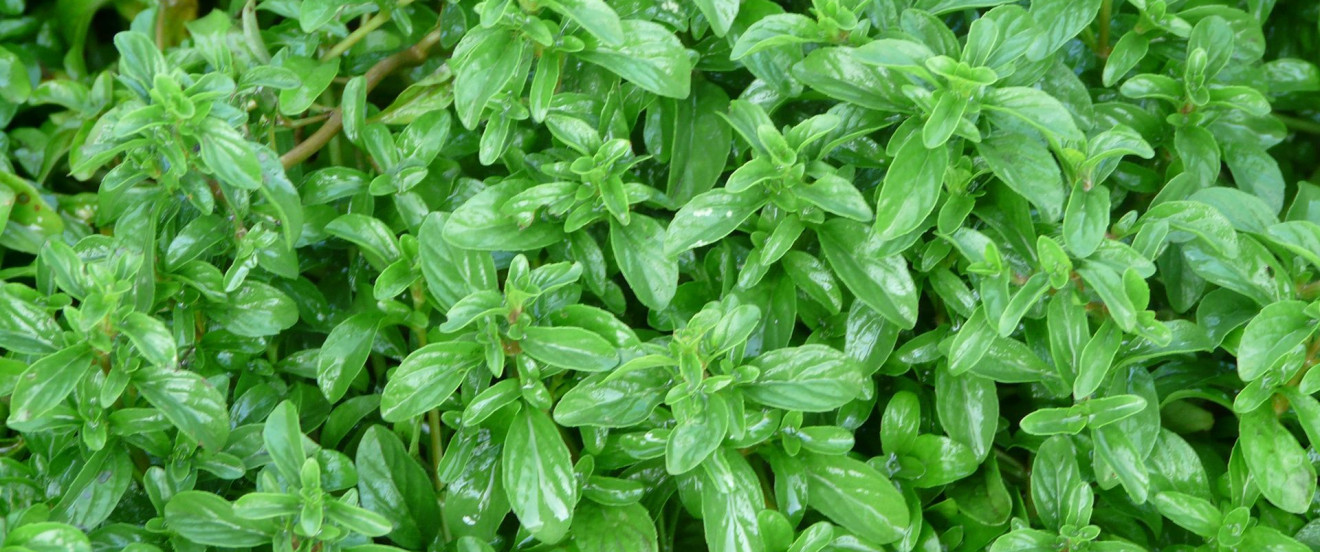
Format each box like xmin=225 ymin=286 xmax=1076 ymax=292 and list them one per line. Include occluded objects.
xmin=1 ymin=0 xmax=1320 ymax=551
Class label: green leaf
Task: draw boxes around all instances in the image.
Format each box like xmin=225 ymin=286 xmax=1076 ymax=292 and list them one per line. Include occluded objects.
xmin=520 ymin=326 xmax=619 ymax=372
xmin=694 ymin=0 xmax=740 ymax=36
xmin=278 ymin=56 xmax=339 ymax=116
xmin=200 ymin=125 xmax=262 ymax=191
xmin=164 ymin=491 xmax=278 ymax=547
xmin=978 ymin=133 xmax=1065 ymax=221
xmin=503 ymin=407 xmax=578 ymax=544
xmin=924 ymin=90 xmax=967 ymax=148
xmin=1028 ymin=0 xmax=1101 ymax=60
xmin=1103 ymin=32 xmax=1149 ymax=86
xmin=663 ymin=188 xmax=765 ymax=256
xmin=1141 ymin=200 xmax=1239 ymax=258
xmin=818 ymin=220 xmax=920 ymax=328
xmin=357 ymin=426 xmax=442 ymax=548
xmin=6 ymin=344 xmax=93 ymax=426
xmin=113 ymin=31 xmax=166 ymax=96
xmin=210 ymin=281 xmax=300 ymax=337
xmin=803 ymin=453 xmax=909 ymax=544
xmin=577 ymin=20 xmax=691 ymax=98
xmin=793 ymin=47 xmax=906 ymax=111
xmin=325 ymin=214 xmax=402 ymax=271
xmin=0 ymin=46 xmax=31 ymax=104
xmin=907 ymin=434 xmax=979 ymax=487
xmin=984 ymin=86 xmax=1083 ymax=144
xmin=699 ymin=450 xmax=765 ymax=552
xmin=445 ymin=180 xmax=567 ymax=251
xmin=134 ymin=364 xmax=231 ymax=449
xmin=381 ymin=342 xmax=483 ymax=422
xmin=874 ymin=135 xmax=947 ymax=240
xmin=1151 ymin=492 xmax=1221 ymax=538
xmin=554 ymin=363 xmax=670 ymax=427
xmin=666 ymin=393 xmax=730 ymax=474
xmin=935 ymin=368 xmax=998 ymax=459
xmin=1019 ymin=407 xmax=1086 ymax=435
xmin=1238 ymin=300 xmax=1316 ymax=382
xmin=666 ymin=81 xmax=732 ymax=203
xmin=1240 ymin=407 xmax=1317 ymax=514
xmin=543 ymin=0 xmax=623 ymax=45
xmin=1265 ymin=221 xmax=1320 ymax=270
xmin=5 ymin=522 xmax=92 ymax=552
xmin=1063 ymin=183 xmax=1111 ymax=258
xmin=570 ymin=502 xmax=659 ymax=552
xmin=262 ymin=400 xmax=306 ymax=484
xmin=1074 ymin=320 xmax=1121 ymax=398
xmin=1077 ymin=264 xmax=1139 ymax=332
xmin=795 ymin=173 xmax=873 ymax=222
xmin=1240 ymin=526 xmax=1312 ymax=552
xmin=781 ymin=251 xmax=843 ymax=314
xmin=119 ymin=311 xmax=176 ymax=367
xmin=1224 ymin=145 xmax=1286 ymax=214
xmin=452 ymin=27 xmax=526 ymax=129
xmin=52 ymin=446 xmax=133 ymax=528
xmin=853 ymin=38 xmax=936 ymax=68
xmin=610 ymin=216 xmax=678 ymax=311
xmin=743 ymin=345 xmax=864 ymax=411
xmin=342 ymin=75 xmax=367 ymax=144
xmin=318 ymin=312 xmax=383 ymax=403
xmin=990 ymin=529 xmax=1058 ymax=552
xmin=1031 ymin=436 xmax=1088 ymax=530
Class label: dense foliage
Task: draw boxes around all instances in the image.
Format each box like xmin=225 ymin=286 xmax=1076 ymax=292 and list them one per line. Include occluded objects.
xmin=2 ymin=0 xmax=1320 ymax=550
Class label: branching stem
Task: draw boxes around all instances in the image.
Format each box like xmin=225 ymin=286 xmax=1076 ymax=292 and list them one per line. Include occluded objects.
xmin=280 ymin=21 xmax=446 ymax=169
xmin=320 ymin=0 xmax=415 ymax=62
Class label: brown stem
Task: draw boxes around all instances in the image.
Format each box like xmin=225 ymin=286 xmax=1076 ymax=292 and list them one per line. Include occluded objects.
xmin=155 ymin=5 xmax=168 ymax=49
xmin=1298 ymin=280 xmax=1320 ymax=300
xmin=1272 ymin=337 xmax=1320 ymax=415
xmin=279 ymin=23 xmax=448 ymax=169
xmin=285 ymin=113 xmax=332 ymax=128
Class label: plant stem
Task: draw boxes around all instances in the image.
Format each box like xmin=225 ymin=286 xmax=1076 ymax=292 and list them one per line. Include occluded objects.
xmin=286 ymin=113 xmax=332 ymax=128
xmin=428 ymin=409 xmax=445 ymax=491
xmin=995 ymin=448 xmax=1029 ymax=482
xmin=155 ymin=4 xmax=168 ymax=49
xmin=1272 ymin=337 xmax=1320 ymax=415
xmin=242 ymin=0 xmax=272 ymax=63
xmin=320 ymin=0 xmax=415 ymax=62
xmin=280 ymin=20 xmax=446 ymax=169
xmin=1276 ymin=113 xmax=1320 ymax=135
xmin=1097 ymin=0 xmax=1113 ymax=58
xmin=1298 ymin=280 xmax=1320 ymax=300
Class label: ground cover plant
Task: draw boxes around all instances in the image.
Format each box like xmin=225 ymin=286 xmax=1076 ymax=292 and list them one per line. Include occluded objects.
xmin=2 ymin=0 xmax=1320 ymax=550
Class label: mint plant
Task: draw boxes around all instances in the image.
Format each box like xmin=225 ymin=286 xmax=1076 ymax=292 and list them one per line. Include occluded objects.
xmin=2 ymin=0 xmax=1320 ymax=551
